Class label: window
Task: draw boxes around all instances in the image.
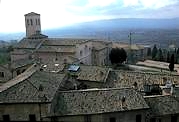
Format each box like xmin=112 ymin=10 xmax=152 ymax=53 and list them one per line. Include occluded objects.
xmin=3 ymin=115 xmax=10 ymax=122
xmin=27 ymin=19 xmax=30 ymax=26
xmin=110 ymin=117 xmax=116 ymax=122
xmin=17 ymin=70 xmax=21 ymax=75
xmin=38 ymin=19 xmax=40 ymax=25
xmin=30 ymin=19 xmax=33 ymax=25
xmin=36 ymin=19 xmax=38 ymax=25
xmin=171 ymin=115 xmax=177 ymax=122
xmin=29 ymin=114 xmax=36 ymax=121
xmin=80 ymin=50 xmax=83 ymax=56
xmin=84 ymin=115 xmax=91 ymax=122
xmin=136 ymin=114 xmax=142 ymax=122
xmin=158 ymin=118 xmax=161 ymax=122
xmin=0 ymin=72 xmax=4 ymax=77
xmin=150 ymin=118 xmax=156 ymax=122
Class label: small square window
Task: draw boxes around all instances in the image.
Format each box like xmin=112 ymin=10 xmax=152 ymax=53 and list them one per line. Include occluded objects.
xmin=29 ymin=114 xmax=36 ymax=121
xmin=3 ymin=115 xmax=10 ymax=121
xmin=110 ymin=117 xmax=116 ymax=122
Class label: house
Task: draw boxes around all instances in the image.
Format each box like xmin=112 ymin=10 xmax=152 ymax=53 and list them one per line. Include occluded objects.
xmin=0 ymin=65 xmax=12 ymax=83
xmin=49 ymin=88 xmax=149 ymax=122
xmin=144 ymin=95 xmax=179 ymax=122
xmin=0 ymin=66 xmax=66 ymax=121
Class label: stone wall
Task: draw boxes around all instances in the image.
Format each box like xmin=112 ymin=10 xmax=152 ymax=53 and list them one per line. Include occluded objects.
xmin=55 ymin=110 xmax=147 ymax=122
xmin=0 ymin=103 xmax=50 ymax=121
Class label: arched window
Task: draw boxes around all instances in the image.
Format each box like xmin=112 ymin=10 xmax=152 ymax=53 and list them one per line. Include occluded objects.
xmin=27 ymin=19 xmax=30 ymax=26
xmin=30 ymin=19 xmax=33 ymax=25
xmin=80 ymin=50 xmax=83 ymax=56
xmin=36 ymin=19 xmax=38 ymax=25
xmin=38 ymin=19 xmax=40 ymax=25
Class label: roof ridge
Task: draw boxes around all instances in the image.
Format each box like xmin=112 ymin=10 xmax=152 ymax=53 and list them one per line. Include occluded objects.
xmin=0 ymin=64 xmax=38 ymax=92
xmin=58 ymin=87 xmax=132 ymax=93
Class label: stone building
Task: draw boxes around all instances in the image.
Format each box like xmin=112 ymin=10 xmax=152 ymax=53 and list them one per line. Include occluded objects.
xmin=10 ymin=12 xmax=112 ymax=67
xmin=25 ymin=12 xmax=41 ymax=37
xmin=145 ymin=95 xmax=179 ymax=122
xmin=49 ymin=88 xmax=149 ymax=122
xmin=0 ymin=65 xmax=12 ymax=83
xmin=0 ymin=66 xmax=66 ymax=121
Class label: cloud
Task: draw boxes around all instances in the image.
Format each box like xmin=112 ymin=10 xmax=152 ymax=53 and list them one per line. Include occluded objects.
xmin=0 ymin=0 xmax=179 ymax=33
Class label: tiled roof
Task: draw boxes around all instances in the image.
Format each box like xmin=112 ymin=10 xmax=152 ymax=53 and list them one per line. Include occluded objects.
xmin=77 ymin=66 xmax=111 ymax=82
xmin=144 ymin=95 xmax=179 ymax=116
xmin=14 ymin=38 xmax=46 ymax=49
xmin=42 ymin=63 xmax=65 ymax=73
xmin=51 ymin=88 xmax=149 ymax=116
xmin=43 ymin=38 xmax=89 ymax=46
xmin=10 ymin=59 xmax=34 ymax=69
xmin=0 ymin=70 xmax=65 ymax=103
xmin=0 ymin=64 xmax=37 ymax=92
xmin=104 ymin=70 xmax=176 ymax=91
xmin=112 ymin=42 xmax=144 ymax=50
xmin=37 ymin=46 xmax=76 ymax=53
xmin=92 ymin=41 xmax=111 ymax=51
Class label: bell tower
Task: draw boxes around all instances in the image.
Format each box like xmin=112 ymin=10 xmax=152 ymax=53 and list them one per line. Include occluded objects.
xmin=24 ymin=12 xmax=41 ymax=37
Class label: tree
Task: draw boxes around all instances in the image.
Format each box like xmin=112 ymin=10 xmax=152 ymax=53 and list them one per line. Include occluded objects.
xmin=152 ymin=44 xmax=158 ymax=60
xmin=167 ymin=51 xmax=170 ymax=63
xmin=158 ymin=48 xmax=164 ymax=61
xmin=109 ymin=48 xmax=127 ymax=64
xmin=169 ymin=54 xmax=174 ymax=71
xmin=147 ymin=48 xmax=151 ymax=56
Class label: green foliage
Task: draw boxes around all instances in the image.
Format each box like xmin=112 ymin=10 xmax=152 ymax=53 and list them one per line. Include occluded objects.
xmin=152 ymin=44 xmax=158 ymax=60
xmin=158 ymin=48 xmax=164 ymax=61
xmin=147 ymin=48 xmax=151 ymax=56
xmin=109 ymin=48 xmax=127 ymax=64
xmin=169 ymin=54 xmax=174 ymax=71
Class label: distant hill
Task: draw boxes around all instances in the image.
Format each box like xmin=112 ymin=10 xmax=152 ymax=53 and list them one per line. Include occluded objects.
xmin=1 ymin=18 xmax=179 ymax=47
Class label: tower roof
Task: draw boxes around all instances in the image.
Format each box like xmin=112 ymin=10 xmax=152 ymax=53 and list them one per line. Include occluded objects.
xmin=24 ymin=12 xmax=40 ymax=16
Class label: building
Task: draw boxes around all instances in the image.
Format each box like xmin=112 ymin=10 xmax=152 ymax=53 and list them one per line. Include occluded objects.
xmin=0 ymin=65 xmax=66 ymax=121
xmin=25 ymin=12 xmax=41 ymax=37
xmin=145 ymin=95 xmax=179 ymax=122
xmin=47 ymin=88 xmax=149 ymax=122
xmin=11 ymin=12 xmax=112 ymax=67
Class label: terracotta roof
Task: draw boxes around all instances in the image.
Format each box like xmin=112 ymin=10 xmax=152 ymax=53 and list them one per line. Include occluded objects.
xmin=43 ymin=38 xmax=89 ymax=46
xmin=105 ymin=70 xmax=178 ymax=91
xmin=42 ymin=63 xmax=65 ymax=73
xmin=112 ymin=42 xmax=144 ymax=50
xmin=24 ymin=12 xmax=40 ymax=16
xmin=14 ymin=38 xmax=46 ymax=49
xmin=144 ymin=95 xmax=179 ymax=116
xmin=0 ymin=70 xmax=65 ymax=103
xmin=76 ymin=66 xmax=111 ymax=83
xmin=10 ymin=59 xmax=34 ymax=69
xmin=37 ymin=46 xmax=76 ymax=53
xmin=92 ymin=41 xmax=111 ymax=51
xmin=51 ymin=88 xmax=149 ymax=116
xmin=0 ymin=64 xmax=38 ymax=92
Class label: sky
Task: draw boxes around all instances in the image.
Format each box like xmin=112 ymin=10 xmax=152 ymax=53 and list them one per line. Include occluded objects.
xmin=0 ymin=0 xmax=179 ymax=33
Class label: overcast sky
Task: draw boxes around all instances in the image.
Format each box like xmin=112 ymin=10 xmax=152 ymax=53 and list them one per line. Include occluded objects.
xmin=0 ymin=0 xmax=179 ymax=33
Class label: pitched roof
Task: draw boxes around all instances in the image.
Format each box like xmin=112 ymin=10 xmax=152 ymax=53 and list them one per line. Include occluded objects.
xmin=0 ymin=70 xmax=65 ymax=103
xmin=24 ymin=12 xmax=40 ymax=16
xmin=10 ymin=58 xmax=34 ymax=69
xmin=37 ymin=45 xmax=76 ymax=53
xmin=43 ymin=38 xmax=89 ymax=46
xmin=51 ymin=88 xmax=149 ymax=116
xmin=144 ymin=95 xmax=179 ymax=116
xmin=76 ymin=66 xmax=111 ymax=83
xmin=14 ymin=38 xmax=46 ymax=49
